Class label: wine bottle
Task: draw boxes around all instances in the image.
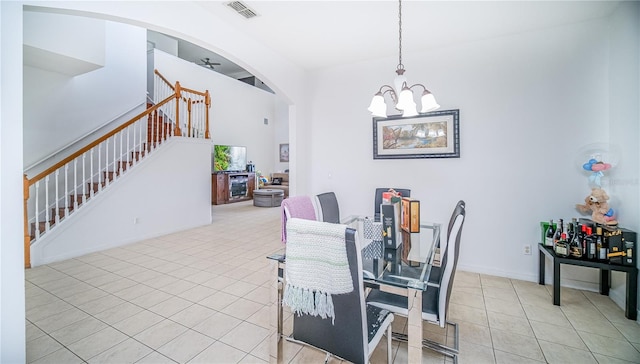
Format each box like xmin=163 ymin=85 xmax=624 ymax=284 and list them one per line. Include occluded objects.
xmin=597 ymin=227 xmax=606 ymax=261
xmin=567 ymin=221 xmax=575 ymax=244
xmin=569 ymin=226 xmax=583 ymax=259
xmin=545 ymin=219 xmax=555 ymax=247
xmin=554 ymin=219 xmax=564 ymax=245
xmin=586 ymin=226 xmax=596 ymax=260
xmin=581 ymin=224 xmax=588 ymax=260
xmin=555 ymin=232 xmax=570 ymax=257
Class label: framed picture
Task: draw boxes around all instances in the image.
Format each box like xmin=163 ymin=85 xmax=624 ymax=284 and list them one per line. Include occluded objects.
xmin=373 ymin=109 xmax=460 ymax=159
xmin=279 ymin=143 xmax=289 ymax=162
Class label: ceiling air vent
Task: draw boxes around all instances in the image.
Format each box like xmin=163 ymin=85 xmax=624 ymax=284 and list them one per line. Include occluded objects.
xmin=226 ymin=1 xmax=259 ymax=19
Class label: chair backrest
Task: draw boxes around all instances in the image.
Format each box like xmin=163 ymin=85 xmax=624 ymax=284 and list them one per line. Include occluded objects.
xmin=291 ymin=227 xmax=369 ymax=363
xmin=373 ymin=188 xmax=411 ymax=221
xmin=315 ymin=192 xmax=341 ymax=223
xmin=437 ymin=200 xmax=466 ymax=327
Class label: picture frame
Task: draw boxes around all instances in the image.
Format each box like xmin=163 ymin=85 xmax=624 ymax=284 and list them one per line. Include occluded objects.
xmin=279 ymin=143 xmax=289 ymax=162
xmin=373 ymin=109 xmax=460 ymax=159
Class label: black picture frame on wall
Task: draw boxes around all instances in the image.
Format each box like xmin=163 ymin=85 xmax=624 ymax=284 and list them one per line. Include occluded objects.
xmin=373 ymin=109 xmax=460 ymax=159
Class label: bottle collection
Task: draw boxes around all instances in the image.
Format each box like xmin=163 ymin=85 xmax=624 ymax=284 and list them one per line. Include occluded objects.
xmin=544 ymin=218 xmax=636 ymax=266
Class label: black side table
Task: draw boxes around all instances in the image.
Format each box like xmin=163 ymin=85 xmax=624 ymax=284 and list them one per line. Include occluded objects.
xmin=538 ymin=243 xmax=637 ymax=320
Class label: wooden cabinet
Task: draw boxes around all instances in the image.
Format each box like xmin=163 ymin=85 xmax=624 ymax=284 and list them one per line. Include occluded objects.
xmin=212 ymin=172 xmax=255 ymax=205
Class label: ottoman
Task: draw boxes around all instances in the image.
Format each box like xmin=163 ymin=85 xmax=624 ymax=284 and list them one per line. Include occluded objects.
xmin=253 ymin=189 xmax=284 ymax=207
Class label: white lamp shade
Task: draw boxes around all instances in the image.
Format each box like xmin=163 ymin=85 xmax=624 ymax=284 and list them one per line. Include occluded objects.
xmin=368 ymin=94 xmax=387 ymax=117
xmin=420 ymin=92 xmax=440 ymax=112
xmin=396 ymin=87 xmax=415 ymax=111
xmin=402 ymin=103 xmax=418 ymax=117
xmin=393 ymin=74 xmax=407 ymax=96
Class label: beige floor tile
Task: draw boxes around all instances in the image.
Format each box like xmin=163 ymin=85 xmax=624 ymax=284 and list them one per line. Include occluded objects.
xmin=169 ymin=303 xmax=217 ymax=328
xmin=77 ymin=294 xmax=126 ymax=316
xmin=453 ymin=271 xmax=481 ymax=288
xmin=243 ymin=285 xmax=271 ymax=304
xmin=134 ymin=319 xmax=189 ymax=349
xmin=455 ymin=339 xmax=496 ymax=364
xmin=198 ymin=290 xmax=239 ymax=311
xmin=568 ymin=316 xmax=625 ymax=339
xmin=245 ymin=305 xmax=271 ymax=329
xmin=192 ymin=311 xmax=242 ymax=339
xmin=220 ymin=321 xmax=271 ymax=353
xmin=220 ymin=297 xmax=264 ymax=320
xmin=490 ymin=328 xmax=544 ymax=361
xmin=487 ymin=311 xmax=533 ymax=337
xmin=480 ymin=274 xmax=513 ymax=290
xmin=67 ymin=326 xmax=128 ymax=361
xmin=450 ymin=291 xmax=485 ymax=310
xmin=26 ymin=321 xmax=46 ymax=342
xmin=26 ymin=334 xmax=64 ymax=363
xmin=175 ymin=285 xmax=217 ymax=303
xmin=484 ymin=296 xmax=526 ymax=318
xmin=522 ymin=303 xmax=571 ymax=327
xmin=183 ymin=270 xmax=219 ymax=285
xmin=26 ymin=291 xmax=61 ymax=311
xmin=135 ymin=351 xmax=177 ymax=364
xmin=30 ymin=347 xmax=84 ymax=364
xmin=611 ymin=320 xmax=640 ymax=344
xmin=93 ymin=301 xmax=144 ymax=325
xmin=238 ymin=354 xmax=268 ymax=364
xmin=147 ymin=296 xmax=193 ymax=318
xmin=494 ymin=350 xmax=545 ymax=364
xmin=112 ymin=309 xmax=164 ymax=336
xmin=189 ymin=340 xmax=247 ymax=363
xmin=592 ymin=353 xmax=640 ymax=364
xmin=26 ymin=299 xmax=74 ymax=322
xmin=158 ymin=279 xmax=198 ymax=296
xmin=129 ymin=289 xmax=174 ymax=309
xmin=221 ymin=280 xmax=260 ymax=297
xmin=482 ymin=286 xmax=519 ymax=303
xmin=63 ymin=287 xmax=110 ymax=307
xmin=49 ymin=316 xmax=108 ymax=346
xmin=579 ymin=331 xmax=640 ymax=363
xmin=201 ymin=275 xmax=237 ymax=290
xmin=529 ymin=320 xmax=587 ymax=350
xmin=454 ymin=320 xmax=492 ymax=348
xmin=33 ymin=307 xmax=89 ymax=333
xmin=289 ymin=345 xmax=343 ymax=364
xmin=448 ymin=302 xmax=488 ymax=327
xmin=87 ymin=338 xmax=152 ymax=364
xmin=112 ymin=283 xmax=156 ymax=301
xmin=157 ymin=329 xmax=215 ymax=363
xmin=538 ymin=339 xmax=597 ymax=364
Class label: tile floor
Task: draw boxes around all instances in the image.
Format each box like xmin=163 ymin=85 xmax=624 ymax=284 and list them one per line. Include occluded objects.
xmin=25 ymin=201 xmax=640 ymax=363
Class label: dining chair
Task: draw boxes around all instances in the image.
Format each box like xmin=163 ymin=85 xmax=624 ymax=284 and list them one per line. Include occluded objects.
xmin=366 ymin=200 xmax=466 ymax=363
xmin=373 ymin=188 xmax=411 ymax=221
xmin=315 ymin=192 xmax=341 ymax=223
xmin=284 ymin=218 xmax=394 ymax=364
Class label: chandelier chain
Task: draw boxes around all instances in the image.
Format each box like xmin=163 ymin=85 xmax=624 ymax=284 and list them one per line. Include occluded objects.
xmin=398 ymin=0 xmax=403 ymax=71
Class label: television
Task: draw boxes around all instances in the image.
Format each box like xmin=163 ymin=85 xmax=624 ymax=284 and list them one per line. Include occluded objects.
xmin=213 ymin=145 xmax=247 ymax=172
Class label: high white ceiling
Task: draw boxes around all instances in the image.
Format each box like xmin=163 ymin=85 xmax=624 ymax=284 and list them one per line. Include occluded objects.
xmin=192 ymin=0 xmax=620 ymax=73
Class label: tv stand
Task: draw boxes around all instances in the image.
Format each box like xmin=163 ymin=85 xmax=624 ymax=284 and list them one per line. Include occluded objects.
xmin=212 ymin=172 xmax=255 ymax=205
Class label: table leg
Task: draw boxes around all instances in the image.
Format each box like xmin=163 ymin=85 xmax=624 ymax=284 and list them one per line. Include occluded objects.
xmin=269 ymin=260 xmax=284 ymax=363
xmin=553 ymin=260 xmax=560 ymax=306
xmin=600 ymin=269 xmax=610 ymax=295
xmin=539 ymin=247 xmax=545 ymax=285
xmin=626 ymin=268 xmax=638 ymax=320
xmin=407 ymin=288 xmax=423 ymax=363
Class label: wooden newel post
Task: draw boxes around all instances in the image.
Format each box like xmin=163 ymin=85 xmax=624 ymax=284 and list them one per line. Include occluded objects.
xmin=205 ymin=90 xmax=211 ymax=139
xmin=174 ymin=81 xmax=182 ymax=136
xmin=23 ymin=174 xmax=31 ymax=268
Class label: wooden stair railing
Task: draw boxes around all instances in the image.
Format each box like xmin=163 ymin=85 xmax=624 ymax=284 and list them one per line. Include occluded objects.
xmin=24 ymin=71 xmax=210 ymax=268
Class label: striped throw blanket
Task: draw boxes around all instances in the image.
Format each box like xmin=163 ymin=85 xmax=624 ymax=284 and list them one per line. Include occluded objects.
xmin=282 ymin=218 xmax=353 ymax=324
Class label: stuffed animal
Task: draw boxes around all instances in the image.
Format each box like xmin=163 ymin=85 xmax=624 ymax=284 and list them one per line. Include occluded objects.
xmin=576 ymin=188 xmax=618 ymax=225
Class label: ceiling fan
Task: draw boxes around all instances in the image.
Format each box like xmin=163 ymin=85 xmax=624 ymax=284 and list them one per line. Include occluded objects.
xmin=199 ymin=57 xmax=221 ymax=69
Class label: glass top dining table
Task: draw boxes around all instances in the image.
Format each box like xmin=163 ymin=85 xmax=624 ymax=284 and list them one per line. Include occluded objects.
xmin=266 ymin=215 xmax=442 ymax=363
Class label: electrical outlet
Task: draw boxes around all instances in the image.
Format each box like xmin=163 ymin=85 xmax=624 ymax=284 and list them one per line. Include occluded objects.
xmin=523 ymin=244 xmax=531 ymax=255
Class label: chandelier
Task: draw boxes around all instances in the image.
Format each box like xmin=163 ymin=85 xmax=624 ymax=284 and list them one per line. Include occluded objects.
xmin=368 ymin=0 xmax=439 ymax=118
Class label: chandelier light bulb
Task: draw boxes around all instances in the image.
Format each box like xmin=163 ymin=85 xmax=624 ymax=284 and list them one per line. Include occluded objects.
xmin=420 ymin=91 xmax=440 ymax=113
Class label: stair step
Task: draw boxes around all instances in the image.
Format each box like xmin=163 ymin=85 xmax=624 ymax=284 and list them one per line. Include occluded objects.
xmin=30 ymin=220 xmax=56 ymax=238
xmin=118 ymin=160 xmax=134 ymax=170
xmin=51 ymin=206 xmax=73 ymax=219
xmin=69 ymin=194 xmax=91 ymax=207
xmin=88 ymin=181 xmax=108 ymax=193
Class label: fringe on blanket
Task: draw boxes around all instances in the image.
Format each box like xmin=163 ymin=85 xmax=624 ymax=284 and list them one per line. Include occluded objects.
xmin=282 ymin=283 xmax=336 ymax=325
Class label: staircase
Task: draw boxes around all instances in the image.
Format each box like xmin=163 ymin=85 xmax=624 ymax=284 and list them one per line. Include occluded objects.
xmin=23 ymin=70 xmax=210 ymax=268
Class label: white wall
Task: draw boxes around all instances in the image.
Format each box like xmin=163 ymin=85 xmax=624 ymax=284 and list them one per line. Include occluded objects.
xmin=153 ymin=49 xmax=281 ymax=176
xmin=30 ymin=138 xmax=212 ymax=266
xmin=607 ymin=1 xmax=640 ymax=313
xmin=1 ymin=2 xmax=26 ymax=362
xmin=23 ymin=11 xmax=147 ymax=168
xmin=306 ymin=17 xmax=625 ymax=289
